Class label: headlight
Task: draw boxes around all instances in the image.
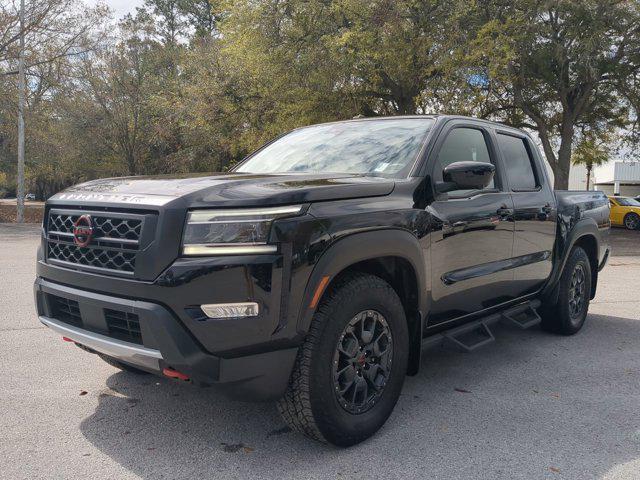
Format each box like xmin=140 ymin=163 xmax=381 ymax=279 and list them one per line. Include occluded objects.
xmin=182 ymin=205 xmax=304 ymax=256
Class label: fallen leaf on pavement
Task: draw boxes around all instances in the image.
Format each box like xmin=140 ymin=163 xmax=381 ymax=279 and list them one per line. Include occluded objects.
xmin=454 ymin=388 xmax=471 ymax=393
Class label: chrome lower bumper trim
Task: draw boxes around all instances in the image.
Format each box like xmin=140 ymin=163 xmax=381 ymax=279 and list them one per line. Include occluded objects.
xmin=40 ymin=316 xmax=163 ymax=371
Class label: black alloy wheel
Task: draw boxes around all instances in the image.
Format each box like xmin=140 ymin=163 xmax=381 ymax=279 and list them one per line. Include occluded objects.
xmin=277 ymin=273 xmax=409 ymax=446
xmin=332 ymin=310 xmax=393 ymax=414
xmin=540 ymin=246 xmax=592 ymax=335
xmin=568 ymin=263 xmax=587 ymax=322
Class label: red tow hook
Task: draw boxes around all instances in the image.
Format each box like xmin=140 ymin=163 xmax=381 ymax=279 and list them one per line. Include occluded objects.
xmin=162 ymin=367 xmax=190 ymax=381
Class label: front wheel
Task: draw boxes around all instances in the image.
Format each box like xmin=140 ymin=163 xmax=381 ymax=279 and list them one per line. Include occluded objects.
xmin=277 ymin=274 xmax=409 ymax=446
xmin=624 ymin=212 xmax=640 ymax=230
xmin=541 ymin=246 xmax=592 ymax=335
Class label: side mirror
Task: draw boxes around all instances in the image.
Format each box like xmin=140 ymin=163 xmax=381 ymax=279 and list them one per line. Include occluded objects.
xmin=436 ymin=161 xmax=495 ymax=193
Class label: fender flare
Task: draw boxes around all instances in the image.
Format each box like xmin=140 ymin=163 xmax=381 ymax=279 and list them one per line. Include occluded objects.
xmin=296 ymin=228 xmax=427 ymax=332
xmin=542 ymin=217 xmax=601 ymax=304
xmin=295 ymin=229 xmax=428 ymax=375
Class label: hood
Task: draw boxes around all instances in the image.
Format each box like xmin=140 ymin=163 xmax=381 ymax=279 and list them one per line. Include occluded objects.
xmin=49 ymin=172 xmax=395 ymax=208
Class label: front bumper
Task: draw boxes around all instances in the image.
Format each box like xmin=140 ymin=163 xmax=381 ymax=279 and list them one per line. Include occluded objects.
xmin=35 ymin=278 xmax=298 ymax=401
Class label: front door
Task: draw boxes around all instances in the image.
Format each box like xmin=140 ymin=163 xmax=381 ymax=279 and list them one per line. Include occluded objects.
xmin=427 ymin=122 xmax=517 ymax=325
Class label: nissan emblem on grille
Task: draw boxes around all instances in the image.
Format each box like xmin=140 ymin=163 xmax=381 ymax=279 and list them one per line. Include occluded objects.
xmin=73 ymin=215 xmax=94 ymax=247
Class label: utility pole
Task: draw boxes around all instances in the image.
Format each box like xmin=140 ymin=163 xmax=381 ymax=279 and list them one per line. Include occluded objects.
xmin=16 ymin=0 xmax=26 ymax=223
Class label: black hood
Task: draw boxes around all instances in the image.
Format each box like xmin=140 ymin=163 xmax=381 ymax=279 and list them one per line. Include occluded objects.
xmin=49 ymin=173 xmax=395 ymax=208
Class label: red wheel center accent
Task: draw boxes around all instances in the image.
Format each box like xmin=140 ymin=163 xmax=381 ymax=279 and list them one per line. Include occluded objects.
xmin=356 ymin=354 xmax=366 ymax=367
xmin=73 ymin=215 xmax=94 ymax=247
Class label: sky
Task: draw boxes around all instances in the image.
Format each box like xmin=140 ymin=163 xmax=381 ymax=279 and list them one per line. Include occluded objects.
xmin=87 ymin=0 xmax=144 ymax=19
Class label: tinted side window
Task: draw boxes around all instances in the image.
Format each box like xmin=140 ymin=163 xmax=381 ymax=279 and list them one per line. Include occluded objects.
xmin=498 ymin=134 xmax=538 ymax=190
xmin=436 ymin=128 xmax=495 ymax=192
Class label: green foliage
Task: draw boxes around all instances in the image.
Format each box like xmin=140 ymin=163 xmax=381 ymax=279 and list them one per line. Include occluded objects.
xmin=1 ymin=0 xmax=639 ymax=197
xmin=461 ymin=0 xmax=640 ymax=187
xmin=572 ymin=135 xmax=610 ymax=170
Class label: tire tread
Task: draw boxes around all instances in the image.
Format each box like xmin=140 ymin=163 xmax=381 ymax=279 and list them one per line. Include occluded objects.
xmin=277 ymin=273 xmax=404 ymax=445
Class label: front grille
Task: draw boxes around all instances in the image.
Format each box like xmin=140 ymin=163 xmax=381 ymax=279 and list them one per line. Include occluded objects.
xmin=48 ymin=242 xmax=136 ymax=273
xmin=48 ymin=295 xmax=82 ymax=327
xmin=46 ymin=209 xmax=150 ymax=276
xmin=105 ymin=309 xmax=142 ymax=345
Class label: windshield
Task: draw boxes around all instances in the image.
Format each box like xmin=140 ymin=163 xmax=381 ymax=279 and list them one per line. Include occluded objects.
xmin=235 ymin=118 xmax=434 ymax=177
xmin=615 ymin=197 xmax=640 ymax=207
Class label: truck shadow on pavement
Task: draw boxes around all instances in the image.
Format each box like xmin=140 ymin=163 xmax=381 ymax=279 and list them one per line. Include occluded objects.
xmin=79 ymin=313 xmax=640 ymax=480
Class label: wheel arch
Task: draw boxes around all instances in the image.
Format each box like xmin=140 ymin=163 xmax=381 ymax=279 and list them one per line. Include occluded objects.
xmin=572 ymin=234 xmax=599 ymax=299
xmin=297 ymin=229 xmax=427 ymax=375
xmin=543 ymin=218 xmax=601 ymax=304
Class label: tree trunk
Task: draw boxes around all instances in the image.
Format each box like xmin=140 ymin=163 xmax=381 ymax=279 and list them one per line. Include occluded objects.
xmin=586 ymin=166 xmax=591 ymax=191
xmin=553 ymin=122 xmax=575 ymax=190
xmin=126 ymin=152 xmax=136 ymax=176
xmin=395 ymin=93 xmax=417 ymax=115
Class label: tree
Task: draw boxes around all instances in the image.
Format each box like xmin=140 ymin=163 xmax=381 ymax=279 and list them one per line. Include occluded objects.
xmin=572 ymin=133 xmax=610 ymax=191
xmin=219 ymin=0 xmax=463 ymax=147
xmin=0 ymin=0 xmax=106 ymax=215
xmin=178 ymin=0 xmax=223 ymax=37
xmin=464 ymin=0 xmax=640 ymax=189
xmin=80 ymin=17 xmax=156 ymax=176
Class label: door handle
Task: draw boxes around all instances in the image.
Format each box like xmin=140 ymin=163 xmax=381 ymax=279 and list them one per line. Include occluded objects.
xmin=496 ymin=205 xmax=513 ymax=219
xmin=538 ymin=203 xmax=553 ymax=220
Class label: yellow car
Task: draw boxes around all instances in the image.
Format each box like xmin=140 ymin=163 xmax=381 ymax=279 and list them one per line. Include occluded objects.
xmin=608 ymin=196 xmax=640 ymax=230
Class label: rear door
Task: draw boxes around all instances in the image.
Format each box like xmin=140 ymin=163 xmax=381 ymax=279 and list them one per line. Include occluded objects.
xmin=427 ymin=121 xmax=517 ymax=325
xmin=495 ymin=131 xmax=557 ymax=297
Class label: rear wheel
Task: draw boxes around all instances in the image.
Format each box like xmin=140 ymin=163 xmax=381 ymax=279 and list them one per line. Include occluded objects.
xmin=541 ymin=246 xmax=592 ymax=335
xmin=277 ymin=274 xmax=409 ymax=446
xmin=624 ymin=212 xmax=640 ymax=230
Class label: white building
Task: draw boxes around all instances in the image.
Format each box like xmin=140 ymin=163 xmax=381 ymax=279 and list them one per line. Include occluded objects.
xmin=568 ymin=163 xmax=591 ymax=190
xmin=593 ymin=161 xmax=640 ymax=196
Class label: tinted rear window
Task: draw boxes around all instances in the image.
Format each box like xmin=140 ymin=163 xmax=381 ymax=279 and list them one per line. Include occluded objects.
xmin=498 ymin=134 xmax=538 ymax=190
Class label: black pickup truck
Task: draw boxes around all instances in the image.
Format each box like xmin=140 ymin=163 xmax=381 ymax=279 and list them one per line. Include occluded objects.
xmin=34 ymin=115 xmax=610 ymax=446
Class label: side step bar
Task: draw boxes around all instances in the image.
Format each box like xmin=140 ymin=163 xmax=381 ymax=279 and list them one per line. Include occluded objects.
xmin=442 ymin=321 xmax=494 ymax=353
xmin=422 ymin=300 xmax=542 ymax=353
xmin=501 ymin=304 xmax=542 ymax=330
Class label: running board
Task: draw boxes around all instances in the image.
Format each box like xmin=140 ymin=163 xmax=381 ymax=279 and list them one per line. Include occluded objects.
xmin=422 ymin=300 xmax=542 ymax=353
xmin=442 ymin=321 xmax=494 ymax=352
xmin=501 ymin=304 xmax=541 ymax=330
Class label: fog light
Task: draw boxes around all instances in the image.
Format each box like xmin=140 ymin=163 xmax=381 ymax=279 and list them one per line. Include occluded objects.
xmin=200 ymin=302 xmax=259 ymax=319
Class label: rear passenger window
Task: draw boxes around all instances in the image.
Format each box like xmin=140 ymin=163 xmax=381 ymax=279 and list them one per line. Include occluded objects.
xmin=497 ymin=134 xmax=538 ymax=190
xmin=436 ymin=128 xmax=495 ymax=193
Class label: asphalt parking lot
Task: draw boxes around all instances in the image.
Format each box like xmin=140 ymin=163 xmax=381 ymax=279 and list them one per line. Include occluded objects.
xmin=1 ymin=225 xmax=639 ymax=480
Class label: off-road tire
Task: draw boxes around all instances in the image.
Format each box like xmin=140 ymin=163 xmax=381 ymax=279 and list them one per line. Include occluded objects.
xmin=541 ymin=246 xmax=592 ymax=335
xmin=624 ymin=212 xmax=640 ymax=230
xmin=277 ymin=273 xmax=409 ymax=447
xmin=98 ymin=353 xmax=150 ymax=374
